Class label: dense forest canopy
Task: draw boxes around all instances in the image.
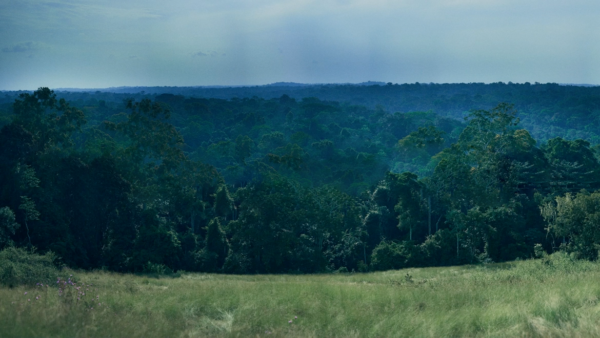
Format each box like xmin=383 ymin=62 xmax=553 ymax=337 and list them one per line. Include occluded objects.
xmin=3 ymin=82 xmax=598 ymax=142
xmin=1 ymin=85 xmax=600 ymax=273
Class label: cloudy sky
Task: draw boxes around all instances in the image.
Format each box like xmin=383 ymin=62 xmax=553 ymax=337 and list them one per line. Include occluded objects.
xmin=0 ymin=0 xmax=598 ymax=90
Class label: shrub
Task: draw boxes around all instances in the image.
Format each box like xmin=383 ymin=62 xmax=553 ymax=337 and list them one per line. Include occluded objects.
xmin=542 ymin=191 xmax=600 ymax=260
xmin=370 ymin=241 xmax=422 ymax=271
xmin=420 ymin=229 xmax=460 ymax=266
xmin=143 ymin=261 xmax=173 ymax=276
xmin=0 ymin=247 xmax=59 ymax=287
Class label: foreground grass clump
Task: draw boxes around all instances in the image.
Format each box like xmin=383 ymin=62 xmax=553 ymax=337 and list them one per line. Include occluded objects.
xmin=3 ymin=252 xmax=600 ymax=337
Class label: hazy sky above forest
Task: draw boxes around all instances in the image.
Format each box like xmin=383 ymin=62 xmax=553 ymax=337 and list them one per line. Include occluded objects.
xmin=1 ymin=0 xmax=599 ymax=90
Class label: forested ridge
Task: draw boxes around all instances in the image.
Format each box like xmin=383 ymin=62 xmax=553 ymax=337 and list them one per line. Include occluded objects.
xmin=1 ymin=86 xmax=600 ymax=273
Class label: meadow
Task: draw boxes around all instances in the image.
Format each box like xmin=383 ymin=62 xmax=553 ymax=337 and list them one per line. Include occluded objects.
xmin=2 ymin=252 xmax=600 ymax=338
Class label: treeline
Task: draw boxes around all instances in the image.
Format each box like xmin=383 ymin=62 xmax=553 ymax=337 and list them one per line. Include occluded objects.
xmin=1 ymin=88 xmax=600 ymax=273
xmin=3 ymin=82 xmax=598 ymax=143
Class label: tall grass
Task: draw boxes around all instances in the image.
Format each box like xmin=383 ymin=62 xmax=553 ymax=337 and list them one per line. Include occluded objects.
xmin=2 ymin=252 xmax=600 ymax=337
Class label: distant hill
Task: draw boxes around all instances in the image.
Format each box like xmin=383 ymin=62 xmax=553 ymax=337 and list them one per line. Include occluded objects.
xmin=53 ymin=81 xmax=390 ymax=94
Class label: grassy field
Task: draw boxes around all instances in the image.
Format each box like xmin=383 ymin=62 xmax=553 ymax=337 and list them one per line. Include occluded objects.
xmin=3 ymin=253 xmax=600 ymax=337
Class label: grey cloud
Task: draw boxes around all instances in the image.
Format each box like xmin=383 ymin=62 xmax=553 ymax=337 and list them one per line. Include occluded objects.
xmin=2 ymin=42 xmax=38 ymax=53
xmin=43 ymin=2 xmax=76 ymax=9
xmin=193 ymin=51 xmax=224 ymax=57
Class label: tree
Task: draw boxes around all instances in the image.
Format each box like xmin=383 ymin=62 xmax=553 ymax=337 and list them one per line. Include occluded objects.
xmin=368 ymin=172 xmax=426 ymax=243
xmin=543 ymin=138 xmax=600 ymax=194
xmin=18 ymin=196 xmax=39 ymax=247
xmin=199 ymin=217 xmax=227 ymax=271
xmin=234 ymin=135 xmax=254 ymax=165
xmin=0 ymin=207 xmax=19 ymax=247
xmin=224 ymin=174 xmax=363 ymax=273
xmin=12 ymin=87 xmax=85 ymax=156
xmin=426 ymin=103 xmax=536 ymax=261
xmin=397 ymin=125 xmax=445 ymax=163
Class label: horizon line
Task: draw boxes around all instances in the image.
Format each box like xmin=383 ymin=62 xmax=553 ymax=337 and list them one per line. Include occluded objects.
xmin=1 ymin=81 xmax=599 ymax=92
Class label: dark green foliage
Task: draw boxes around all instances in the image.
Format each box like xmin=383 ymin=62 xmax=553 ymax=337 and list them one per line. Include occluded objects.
xmin=365 ymin=172 xmax=426 ymax=246
xmin=3 ymin=86 xmax=600 ymax=274
xmin=224 ymin=175 xmax=363 ymax=273
xmin=11 ymin=87 xmax=85 ymax=155
xmin=543 ymin=138 xmax=600 ymax=194
xmin=130 ymin=210 xmax=182 ymax=272
xmin=542 ymin=191 xmax=600 ymax=260
xmin=0 ymin=207 xmax=19 ymax=247
xmin=199 ymin=218 xmax=227 ymax=272
xmin=420 ymin=229 xmax=459 ymax=266
xmin=397 ymin=125 xmax=445 ymax=164
xmin=370 ymin=241 xmax=421 ymax=271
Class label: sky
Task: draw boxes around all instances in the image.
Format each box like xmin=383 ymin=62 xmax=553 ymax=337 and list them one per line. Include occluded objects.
xmin=0 ymin=0 xmax=599 ymax=90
